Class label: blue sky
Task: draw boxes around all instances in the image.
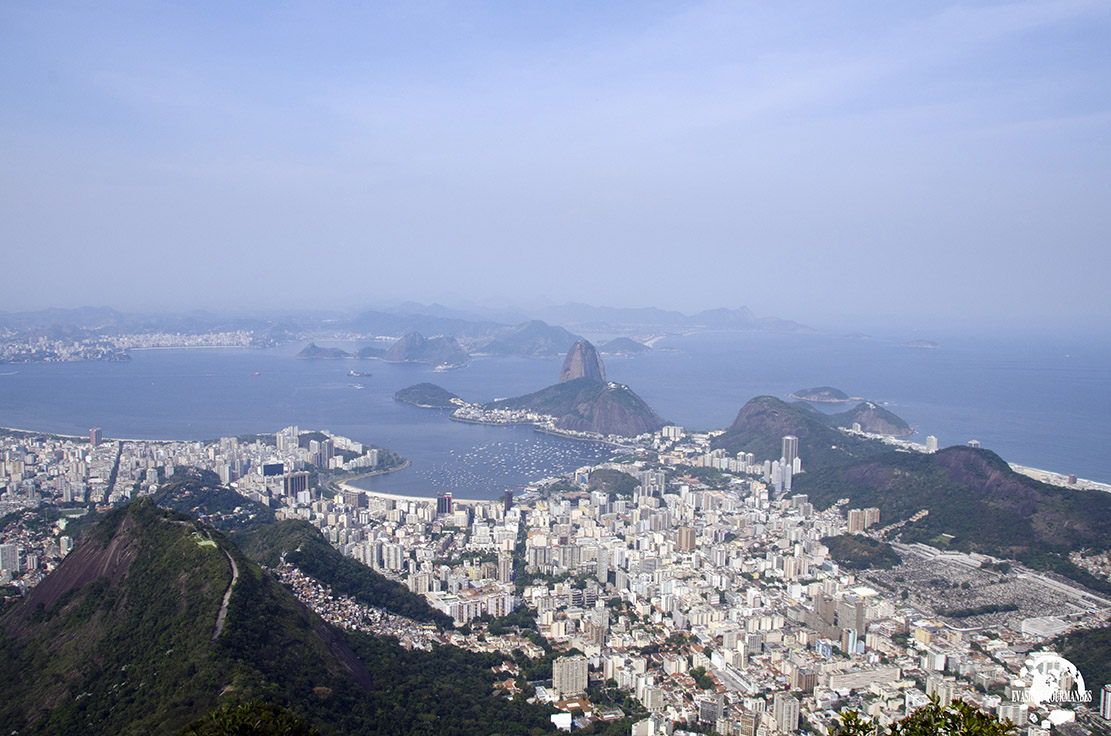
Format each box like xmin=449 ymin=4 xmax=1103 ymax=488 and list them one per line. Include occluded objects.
xmin=1 ymin=1 xmax=1108 ymax=329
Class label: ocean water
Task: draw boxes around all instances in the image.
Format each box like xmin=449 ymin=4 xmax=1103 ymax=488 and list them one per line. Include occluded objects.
xmin=0 ymin=329 xmax=1108 ymax=498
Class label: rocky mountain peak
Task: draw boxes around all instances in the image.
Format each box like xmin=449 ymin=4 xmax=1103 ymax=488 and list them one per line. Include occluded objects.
xmin=558 ymin=340 xmax=606 ymax=384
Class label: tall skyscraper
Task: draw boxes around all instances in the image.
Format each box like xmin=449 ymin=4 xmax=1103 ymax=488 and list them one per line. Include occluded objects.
xmin=497 ymin=553 xmax=513 ymax=583
xmin=437 ymin=492 xmax=453 ymax=516
xmin=503 ymin=489 xmax=513 ymax=513
xmin=1101 ymin=683 xmax=1111 ymax=720
xmin=782 ymin=435 xmax=799 ymax=467
xmin=90 ymin=427 xmax=102 ymax=447
xmin=925 ymin=435 xmax=939 ymax=453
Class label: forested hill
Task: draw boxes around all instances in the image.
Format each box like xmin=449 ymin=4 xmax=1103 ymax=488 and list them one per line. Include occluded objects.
xmin=0 ymin=500 xmax=373 ymax=735
xmin=711 ymin=396 xmax=886 ymax=469
xmin=151 ymin=470 xmax=452 ymax=628
xmin=0 ymin=499 xmax=563 ymax=735
xmin=793 ymin=446 xmax=1111 ymax=592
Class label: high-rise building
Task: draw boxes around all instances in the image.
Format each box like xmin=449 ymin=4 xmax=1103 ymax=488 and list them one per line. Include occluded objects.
xmin=0 ymin=544 xmax=21 ymax=573
xmin=782 ymin=435 xmax=799 ymax=467
xmin=497 ymin=553 xmax=513 ymax=583
xmin=503 ymin=489 xmax=513 ymax=513
xmin=773 ymin=692 xmax=800 ymax=733
xmin=925 ymin=435 xmax=939 ymax=453
xmin=1100 ymin=683 xmax=1111 ymax=720
xmin=437 ymin=492 xmax=453 ymax=516
xmin=283 ymin=471 xmax=309 ymax=497
xmin=677 ymin=526 xmax=696 ymax=552
xmin=698 ymin=694 xmax=723 ymax=724
xmin=552 ymin=655 xmax=588 ymax=698
xmin=90 ymin=427 xmax=102 ymax=447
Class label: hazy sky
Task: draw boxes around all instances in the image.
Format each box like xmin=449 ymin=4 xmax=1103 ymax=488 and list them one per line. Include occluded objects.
xmin=2 ymin=1 xmax=1108 ymax=327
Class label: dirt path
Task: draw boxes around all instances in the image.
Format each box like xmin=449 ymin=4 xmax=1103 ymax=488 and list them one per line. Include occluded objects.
xmin=212 ymin=548 xmax=239 ymax=641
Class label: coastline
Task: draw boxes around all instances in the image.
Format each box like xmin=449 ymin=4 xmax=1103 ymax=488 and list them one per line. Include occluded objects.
xmin=337 ymin=470 xmax=484 ymax=507
xmin=127 ymin=345 xmax=252 ymax=351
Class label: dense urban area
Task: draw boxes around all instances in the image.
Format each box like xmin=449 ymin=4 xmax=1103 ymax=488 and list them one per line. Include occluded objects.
xmin=3 ymin=410 xmax=1110 ymax=736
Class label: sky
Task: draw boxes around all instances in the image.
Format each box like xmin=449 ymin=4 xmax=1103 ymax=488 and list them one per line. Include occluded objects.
xmin=1 ymin=1 xmax=1109 ymax=330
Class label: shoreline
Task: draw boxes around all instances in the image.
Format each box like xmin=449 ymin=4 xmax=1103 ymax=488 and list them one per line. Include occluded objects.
xmin=2 ymin=418 xmax=1109 ymax=498
xmin=447 ymin=413 xmax=628 ymax=449
xmin=337 ymin=471 xmax=485 ymax=507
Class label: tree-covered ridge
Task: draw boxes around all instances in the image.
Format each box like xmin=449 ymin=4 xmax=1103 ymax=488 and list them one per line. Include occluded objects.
xmin=797 ymin=446 xmax=1111 ymax=556
xmin=0 ymin=501 xmax=233 ymax=734
xmin=823 ymin=534 xmax=902 ymax=570
xmin=795 ymin=446 xmax=1111 ymax=593
xmin=0 ymin=500 xmax=565 ymax=736
xmin=235 ymin=520 xmax=455 ymax=629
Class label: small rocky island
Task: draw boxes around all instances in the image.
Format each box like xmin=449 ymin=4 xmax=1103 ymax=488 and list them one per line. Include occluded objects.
xmin=295 ymin=342 xmax=352 ymax=359
xmin=789 ymin=386 xmax=859 ymax=403
xmin=394 ymin=383 xmax=463 ymax=409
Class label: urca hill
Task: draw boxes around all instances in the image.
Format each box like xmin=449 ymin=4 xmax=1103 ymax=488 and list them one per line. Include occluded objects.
xmin=489 ymin=340 xmax=665 ymax=437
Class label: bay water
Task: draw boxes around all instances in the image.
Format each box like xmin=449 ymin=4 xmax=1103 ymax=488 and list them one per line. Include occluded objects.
xmin=0 ymin=329 xmax=1107 ymax=498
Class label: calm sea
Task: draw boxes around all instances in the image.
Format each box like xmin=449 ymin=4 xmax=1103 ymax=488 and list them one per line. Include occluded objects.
xmin=0 ymin=329 xmax=1108 ymax=497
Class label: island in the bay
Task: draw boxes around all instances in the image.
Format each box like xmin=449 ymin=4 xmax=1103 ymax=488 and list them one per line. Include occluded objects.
xmin=393 ymin=382 xmax=463 ymax=409
xmin=403 ymin=339 xmax=668 ymax=439
xmin=790 ymin=386 xmax=859 ymax=403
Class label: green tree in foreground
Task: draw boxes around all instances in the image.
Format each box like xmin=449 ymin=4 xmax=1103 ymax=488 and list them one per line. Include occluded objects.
xmin=179 ymin=701 xmax=319 ymax=736
xmin=836 ymin=698 xmax=1015 ymax=736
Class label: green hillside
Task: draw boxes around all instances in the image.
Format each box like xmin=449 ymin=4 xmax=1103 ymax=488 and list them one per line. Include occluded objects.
xmin=711 ymin=396 xmax=886 ymax=469
xmin=0 ymin=499 xmax=562 ymax=735
xmin=823 ymin=534 xmax=902 ymax=570
xmin=0 ymin=500 xmax=373 ymax=735
xmin=794 ymin=446 xmax=1111 ymax=592
xmin=827 ymin=401 xmax=913 ymax=436
xmin=235 ymin=520 xmax=454 ymax=629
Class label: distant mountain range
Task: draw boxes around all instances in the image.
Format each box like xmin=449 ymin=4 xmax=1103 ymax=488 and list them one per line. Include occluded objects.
xmin=375 ymin=302 xmax=814 ymax=335
xmin=0 ymin=303 xmax=813 ymax=346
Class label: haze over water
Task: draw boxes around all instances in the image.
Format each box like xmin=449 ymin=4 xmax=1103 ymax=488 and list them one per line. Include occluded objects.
xmin=0 ymin=329 xmax=1107 ymax=497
